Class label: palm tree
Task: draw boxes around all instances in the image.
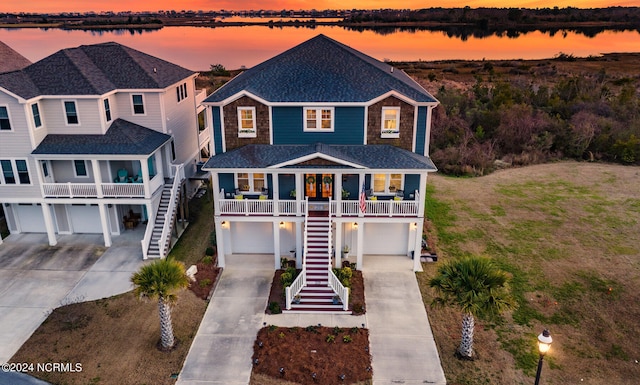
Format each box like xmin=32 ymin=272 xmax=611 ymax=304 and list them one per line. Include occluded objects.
xmin=131 ymin=258 xmax=190 ymax=350
xmin=429 ymin=256 xmax=516 ymax=359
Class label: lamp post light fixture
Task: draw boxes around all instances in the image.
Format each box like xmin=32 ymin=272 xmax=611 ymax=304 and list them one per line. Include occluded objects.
xmin=534 ymin=329 xmax=553 ymax=385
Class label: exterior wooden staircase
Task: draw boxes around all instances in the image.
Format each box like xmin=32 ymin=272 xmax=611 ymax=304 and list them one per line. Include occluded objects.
xmin=285 ymin=211 xmax=350 ymax=314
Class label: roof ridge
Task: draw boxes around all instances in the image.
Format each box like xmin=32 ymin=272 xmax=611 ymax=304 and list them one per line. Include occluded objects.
xmin=62 ymin=47 xmax=113 ymax=94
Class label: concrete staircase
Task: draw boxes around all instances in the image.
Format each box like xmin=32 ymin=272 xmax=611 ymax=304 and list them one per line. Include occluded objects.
xmin=146 ymin=183 xmax=175 ymax=258
xmin=285 ymin=215 xmax=349 ymax=314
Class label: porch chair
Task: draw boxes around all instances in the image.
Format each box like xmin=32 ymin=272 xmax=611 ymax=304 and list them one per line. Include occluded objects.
xmin=115 ymin=169 xmax=128 ymax=183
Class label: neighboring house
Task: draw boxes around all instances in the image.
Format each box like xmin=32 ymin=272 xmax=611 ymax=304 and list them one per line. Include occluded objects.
xmin=0 ymin=42 xmax=212 ymax=258
xmin=202 ymin=34 xmax=439 ymax=312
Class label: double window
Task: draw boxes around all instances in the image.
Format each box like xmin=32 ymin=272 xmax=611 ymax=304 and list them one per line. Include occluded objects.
xmin=372 ymin=173 xmax=402 ymax=194
xmin=132 ymin=94 xmax=145 ymax=115
xmin=64 ymin=101 xmax=79 ymax=125
xmin=304 ymin=107 xmax=333 ymax=131
xmin=176 ymin=83 xmax=188 ymax=102
xmin=31 ymin=103 xmax=42 ymax=128
xmin=237 ymin=107 xmax=256 ymax=137
xmin=236 ymin=172 xmax=266 ymax=193
xmin=0 ymin=159 xmax=30 ymax=185
xmin=381 ymin=107 xmax=400 ymax=138
xmin=0 ymin=106 xmax=12 ymax=130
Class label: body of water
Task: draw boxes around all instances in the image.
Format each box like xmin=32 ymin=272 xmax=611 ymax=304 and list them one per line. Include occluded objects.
xmin=1 ymin=25 xmax=639 ymax=71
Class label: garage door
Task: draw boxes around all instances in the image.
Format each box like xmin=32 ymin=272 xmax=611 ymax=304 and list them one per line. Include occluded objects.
xmin=68 ymin=205 xmax=103 ymax=233
xmin=14 ymin=204 xmax=47 ymax=233
xmin=230 ymin=222 xmax=273 ymax=253
xmin=363 ymin=223 xmax=408 ymax=255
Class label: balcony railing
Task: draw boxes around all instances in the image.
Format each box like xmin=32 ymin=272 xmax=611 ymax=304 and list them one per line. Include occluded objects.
xmin=217 ymin=196 xmax=418 ymax=217
xmin=42 ymin=182 xmax=146 ymax=198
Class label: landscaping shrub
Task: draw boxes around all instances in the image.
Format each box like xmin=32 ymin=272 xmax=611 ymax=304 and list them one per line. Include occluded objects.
xmin=268 ymin=301 xmax=281 ymax=314
xmin=205 ymin=247 xmax=215 ymax=256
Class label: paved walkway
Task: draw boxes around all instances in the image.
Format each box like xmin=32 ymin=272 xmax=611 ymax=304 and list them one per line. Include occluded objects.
xmin=0 ymin=231 xmax=147 ymax=364
xmin=177 ymin=254 xmax=446 ymax=385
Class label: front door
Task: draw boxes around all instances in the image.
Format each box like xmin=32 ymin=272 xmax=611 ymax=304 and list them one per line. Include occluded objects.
xmin=305 ymin=173 xmax=333 ymax=201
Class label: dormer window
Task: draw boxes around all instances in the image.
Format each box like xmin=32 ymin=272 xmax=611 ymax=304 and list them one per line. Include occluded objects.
xmin=304 ymin=107 xmax=334 ymax=132
xmin=31 ymin=103 xmax=42 ymax=128
xmin=104 ymin=99 xmax=112 ymax=122
xmin=237 ymin=107 xmax=256 ymax=137
xmin=381 ymin=107 xmax=400 ymax=138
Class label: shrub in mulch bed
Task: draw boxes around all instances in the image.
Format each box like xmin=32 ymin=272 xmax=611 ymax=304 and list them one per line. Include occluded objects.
xmin=252 ymin=325 xmax=372 ymax=385
xmin=188 ymin=258 xmax=221 ymax=300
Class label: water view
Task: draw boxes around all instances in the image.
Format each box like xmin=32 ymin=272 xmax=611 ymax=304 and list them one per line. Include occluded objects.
xmin=1 ymin=25 xmax=639 ymax=70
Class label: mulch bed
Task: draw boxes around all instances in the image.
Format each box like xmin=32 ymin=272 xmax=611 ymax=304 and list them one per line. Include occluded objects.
xmin=252 ymin=325 xmax=372 ymax=385
xmin=266 ymin=262 xmax=366 ymax=315
xmin=188 ymin=260 xmax=221 ymax=300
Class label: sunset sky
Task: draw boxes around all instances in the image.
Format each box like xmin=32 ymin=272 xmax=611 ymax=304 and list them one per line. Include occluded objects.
xmin=2 ymin=1 xmax=638 ymax=13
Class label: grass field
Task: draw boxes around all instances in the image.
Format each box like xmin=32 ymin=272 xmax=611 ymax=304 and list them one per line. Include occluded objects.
xmin=417 ymin=161 xmax=640 ymax=385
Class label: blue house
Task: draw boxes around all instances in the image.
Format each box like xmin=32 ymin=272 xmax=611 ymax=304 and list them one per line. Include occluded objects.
xmin=202 ymin=35 xmax=438 ymax=312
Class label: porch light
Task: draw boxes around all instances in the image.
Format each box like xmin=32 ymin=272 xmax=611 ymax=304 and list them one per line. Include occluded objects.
xmin=221 ymin=221 xmax=228 ymax=228
xmin=353 ymin=222 xmax=358 ymax=229
xmin=412 ymin=222 xmax=418 ymax=229
xmin=279 ymin=221 xmax=285 ymax=228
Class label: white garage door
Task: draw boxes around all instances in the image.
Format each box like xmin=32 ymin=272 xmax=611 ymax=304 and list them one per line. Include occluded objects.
xmin=69 ymin=205 xmax=103 ymax=233
xmin=14 ymin=204 xmax=47 ymax=233
xmin=230 ymin=222 xmax=273 ymax=253
xmin=363 ymin=223 xmax=408 ymax=255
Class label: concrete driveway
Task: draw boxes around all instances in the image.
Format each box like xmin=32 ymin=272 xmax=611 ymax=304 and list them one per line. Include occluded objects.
xmin=0 ymin=231 xmax=147 ymax=364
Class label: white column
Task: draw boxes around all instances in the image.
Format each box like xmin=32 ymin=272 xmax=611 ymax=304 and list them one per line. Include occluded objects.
xmin=98 ymin=203 xmax=112 ymax=247
xmin=334 ymin=221 xmax=343 ymax=268
xmin=211 ymin=172 xmax=220 ymax=214
xmin=417 ymin=173 xmax=427 ymax=217
xmin=335 ymin=173 xmax=342 ymax=217
xmin=91 ymin=160 xmax=103 ymax=198
xmin=142 ymin=158 xmax=151 ymax=198
xmin=358 ymin=173 xmax=365 ymax=218
xmin=356 ymin=222 xmax=363 ymax=271
xmin=272 ymin=172 xmax=280 ymax=216
xmin=295 ymin=172 xmax=303 ymax=216
xmin=41 ymin=203 xmax=57 ymax=246
xmin=273 ymin=221 xmax=281 ymax=269
xmin=215 ymin=217 xmax=226 ymax=268
xmin=413 ymin=219 xmax=424 ymax=272
xmin=424 ymin=106 xmax=434 ymax=157
xmin=295 ymin=220 xmax=303 ymax=268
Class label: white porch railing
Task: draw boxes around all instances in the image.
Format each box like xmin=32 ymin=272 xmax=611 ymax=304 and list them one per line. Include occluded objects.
xmin=333 ymin=199 xmax=418 ymax=216
xmin=328 ymin=270 xmax=350 ymax=311
xmin=42 ymin=182 xmax=146 ymax=198
xmin=158 ymin=164 xmax=184 ymax=259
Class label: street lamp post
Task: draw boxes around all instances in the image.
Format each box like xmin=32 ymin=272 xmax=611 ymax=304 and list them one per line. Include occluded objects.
xmin=534 ymin=329 xmax=553 ymax=385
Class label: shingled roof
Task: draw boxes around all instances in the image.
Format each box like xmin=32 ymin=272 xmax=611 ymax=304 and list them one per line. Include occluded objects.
xmin=204 ymin=34 xmax=437 ymax=104
xmin=0 ymin=42 xmax=194 ymax=99
xmin=0 ymin=41 xmax=31 ymax=73
xmin=32 ymin=119 xmax=171 ymax=156
xmin=202 ymin=143 xmax=437 ymax=171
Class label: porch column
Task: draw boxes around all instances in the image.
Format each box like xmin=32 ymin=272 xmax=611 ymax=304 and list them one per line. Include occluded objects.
xmin=98 ymin=203 xmax=112 ymax=247
xmin=211 ymin=172 xmax=220 ymax=215
xmin=334 ymin=221 xmax=343 ymax=268
xmin=424 ymin=106 xmax=434 ymax=157
xmin=41 ymin=203 xmax=57 ymax=246
xmin=295 ymin=221 xmax=303 ymax=268
xmin=91 ymin=160 xmax=103 ymax=198
xmin=273 ymin=221 xmax=281 ymax=269
xmin=356 ymin=221 xmax=364 ymax=271
xmin=214 ymin=217 xmax=226 ymax=268
xmin=295 ymin=172 xmax=303 ymax=216
xmin=412 ymin=219 xmax=424 ymax=272
xmin=417 ymin=173 xmax=427 ymax=217
xmin=334 ymin=173 xmax=343 ymax=217
xmin=142 ymin=158 xmax=151 ymax=198
xmin=358 ymin=173 xmax=365 ymax=218
xmin=272 ymin=172 xmax=280 ymax=216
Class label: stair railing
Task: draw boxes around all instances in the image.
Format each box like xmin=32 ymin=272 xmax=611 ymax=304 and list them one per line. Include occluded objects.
xmin=140 ymin=207 xmax=154 ymax=259
xmin=326 ymin=199 xmax=349 ymax=310
xmin=286 ymin=197 xmax=309 ymax=310
xmin=157 ymin=164 xmax=184 ymax=259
